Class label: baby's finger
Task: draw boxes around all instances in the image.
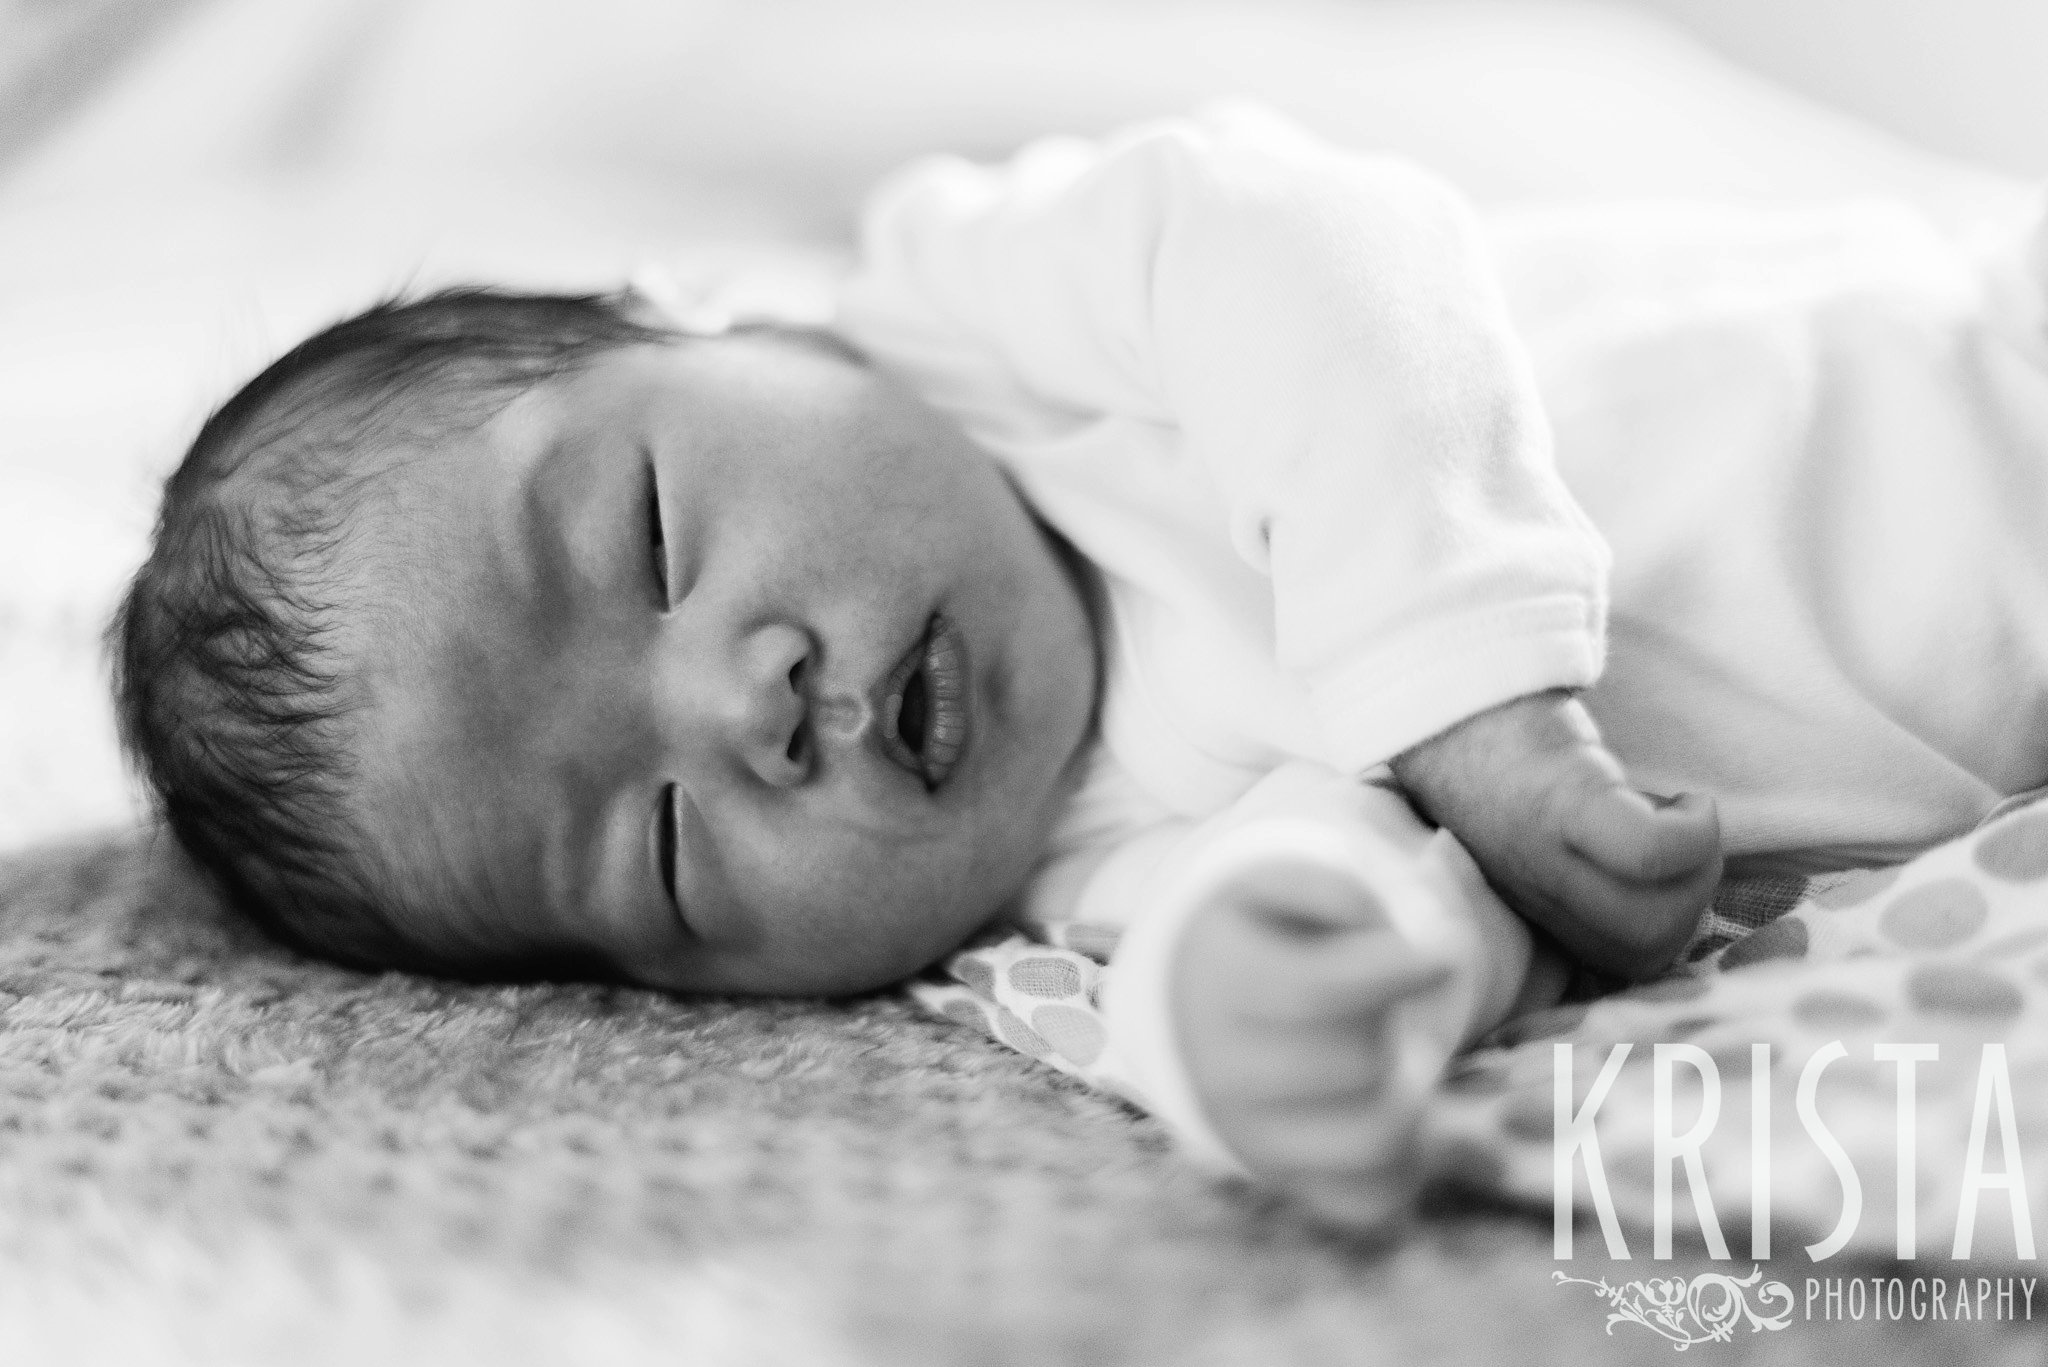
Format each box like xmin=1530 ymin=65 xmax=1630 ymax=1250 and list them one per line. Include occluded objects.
xmin=1207 ymin=859 xmax=1394 ymax=940
xmin=1193 ymin=1016 xmax=1411 ymax=1108
xmin=1564 ymin=787 xmax=1722 ymax=886
xmin=1234 ymin=1095 xmax=1427 ymax=1236
xmin=1243 ymin=1093 xmax=1422 ymax=1171
xmin=1548 ymin=843 xmax=1718 ymax=978
xmin=1225 ymin=930 xmax=1453 ymax=1027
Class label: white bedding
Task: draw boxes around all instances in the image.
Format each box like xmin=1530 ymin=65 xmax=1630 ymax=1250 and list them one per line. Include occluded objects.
xmin=0 ymin=0 xmax=2032 ymax=851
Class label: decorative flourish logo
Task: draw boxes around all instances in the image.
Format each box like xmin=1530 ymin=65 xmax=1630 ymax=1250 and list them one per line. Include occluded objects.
xmin=1553 ymin=1266 xmax=1795 ymax=1349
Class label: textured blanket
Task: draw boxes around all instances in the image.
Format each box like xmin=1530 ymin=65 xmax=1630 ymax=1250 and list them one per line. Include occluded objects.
xmin=920 ymin=796 xmax=2048 ymax=1273
xmin=7 ymin=827 xmax=2038 ymax=1362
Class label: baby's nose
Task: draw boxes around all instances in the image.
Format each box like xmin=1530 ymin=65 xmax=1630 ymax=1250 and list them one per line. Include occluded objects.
xmin=717 ymin=620 xmax=814 ymax=788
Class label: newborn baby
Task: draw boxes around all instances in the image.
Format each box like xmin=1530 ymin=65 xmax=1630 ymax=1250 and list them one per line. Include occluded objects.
xmin=112 ymin=106 xmax=2048 ymax=1228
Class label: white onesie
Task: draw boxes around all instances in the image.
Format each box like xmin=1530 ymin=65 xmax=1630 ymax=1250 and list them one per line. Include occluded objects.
xmin=833 ymin=105 xmax=2048 ymax=1168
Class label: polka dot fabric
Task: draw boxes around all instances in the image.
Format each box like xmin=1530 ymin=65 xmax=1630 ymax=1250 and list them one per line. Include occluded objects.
xmin=911 ymin=796 xmax=2048 ymax=1265
xmin=911 ymin=919 xmax=1146 ymax=1105
xmin=1431 ymin=796 xmax=2048 ymax=1267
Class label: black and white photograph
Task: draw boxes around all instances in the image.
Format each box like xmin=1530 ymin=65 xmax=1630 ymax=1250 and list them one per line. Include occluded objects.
xmin=4 ymin=1 xmax=2048 ymax=1362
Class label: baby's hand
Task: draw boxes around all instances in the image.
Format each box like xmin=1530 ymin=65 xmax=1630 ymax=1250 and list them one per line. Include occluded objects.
xmin=1390 ymin=690 xmax=1721 ymax=980
xmin=1174 ymin=856 xmax=1455 ymax=1234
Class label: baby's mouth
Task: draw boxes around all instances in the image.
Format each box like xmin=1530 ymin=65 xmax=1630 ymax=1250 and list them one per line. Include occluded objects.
xmin=881 ymin=613 xmax=969 ymax=791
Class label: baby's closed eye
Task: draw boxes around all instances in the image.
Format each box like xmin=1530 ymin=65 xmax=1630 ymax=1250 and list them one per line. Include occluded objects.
xmin=645 ymin=448 xmax=672 ymax=606
xmin=656 ymin=782 xmax=685 ymax=919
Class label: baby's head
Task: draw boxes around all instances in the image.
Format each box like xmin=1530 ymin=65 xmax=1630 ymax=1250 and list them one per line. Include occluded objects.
xmin=114 ymin=287 xmax=1099 ymax=995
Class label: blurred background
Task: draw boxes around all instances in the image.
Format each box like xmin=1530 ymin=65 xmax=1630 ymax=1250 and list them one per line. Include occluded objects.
xmin=1603 ymin=0 xmax=2048 ymax=178
xmin=0 ymin=0 xmax=2042 ymax=853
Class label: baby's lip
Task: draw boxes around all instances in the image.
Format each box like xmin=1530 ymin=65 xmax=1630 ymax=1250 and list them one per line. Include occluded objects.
xmin=873 ymin=621 xmax=926 ymax=725
xmin=867 ymin=611 xmax=971 ymax=791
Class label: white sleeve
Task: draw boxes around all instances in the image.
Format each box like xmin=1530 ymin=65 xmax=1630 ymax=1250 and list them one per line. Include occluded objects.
xmin=838 ymin=105 xmax=1611 ymax=770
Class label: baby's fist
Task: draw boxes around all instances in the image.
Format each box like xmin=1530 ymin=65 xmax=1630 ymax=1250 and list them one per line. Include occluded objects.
xmin=1172 ymin=855 xmax=1453 ymax=1233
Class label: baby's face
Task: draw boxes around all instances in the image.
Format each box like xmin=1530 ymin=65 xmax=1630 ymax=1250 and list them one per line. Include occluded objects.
xmin=346 ymin=332 xmax=1099 ymax=994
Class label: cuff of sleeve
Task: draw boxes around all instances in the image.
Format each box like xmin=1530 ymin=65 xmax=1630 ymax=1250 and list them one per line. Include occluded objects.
xmin=1305 ymin=594 xmax=1603 ymax=772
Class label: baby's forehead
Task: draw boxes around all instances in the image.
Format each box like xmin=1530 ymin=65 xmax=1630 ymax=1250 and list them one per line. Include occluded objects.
xmin=330 ymin=376 xmax=564 ymax=564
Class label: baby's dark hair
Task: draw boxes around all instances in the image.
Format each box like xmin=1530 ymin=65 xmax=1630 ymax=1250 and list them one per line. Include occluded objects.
xmin=111 ymin=286 xmax=677 ymax=978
